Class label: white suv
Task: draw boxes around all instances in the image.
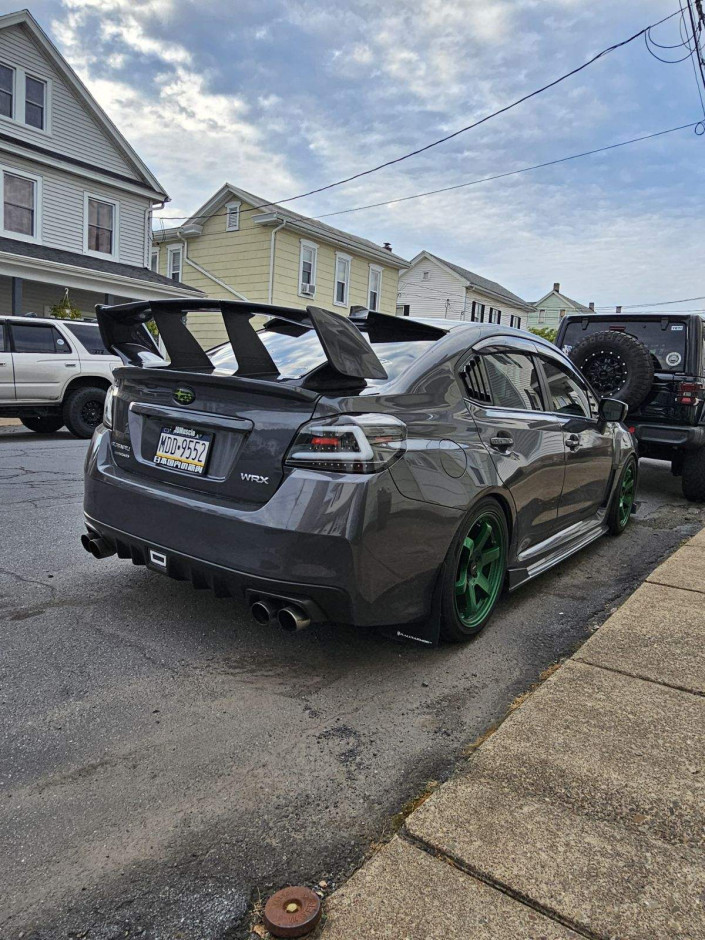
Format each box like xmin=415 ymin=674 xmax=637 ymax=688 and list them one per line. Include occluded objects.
xmin=0 ymin=315 xmax=121 ymax=438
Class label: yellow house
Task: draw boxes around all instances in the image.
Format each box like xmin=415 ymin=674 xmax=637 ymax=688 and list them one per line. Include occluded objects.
xmin=152 ymin=183 xmax=409 ymax=348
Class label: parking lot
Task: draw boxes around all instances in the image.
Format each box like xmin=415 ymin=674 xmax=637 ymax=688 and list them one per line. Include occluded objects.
xmin=1 ymin=426 xmax=702 ymax=940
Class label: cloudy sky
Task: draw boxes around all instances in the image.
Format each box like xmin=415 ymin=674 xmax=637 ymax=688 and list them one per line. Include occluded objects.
xmin=23 ymin=0 xmax=705 ymax=308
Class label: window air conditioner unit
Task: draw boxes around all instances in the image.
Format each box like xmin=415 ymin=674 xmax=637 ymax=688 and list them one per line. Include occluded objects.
xmin=301 ymin=283 xmax=315 ymax=296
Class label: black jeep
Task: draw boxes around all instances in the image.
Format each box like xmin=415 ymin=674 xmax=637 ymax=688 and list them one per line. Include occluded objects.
xmin=556 ymin=312 xmax=705 ymax=501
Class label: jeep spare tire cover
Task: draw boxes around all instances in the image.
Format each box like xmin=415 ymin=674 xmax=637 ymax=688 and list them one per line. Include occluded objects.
xmin=568 ymin=330 xmax=654 ymax=411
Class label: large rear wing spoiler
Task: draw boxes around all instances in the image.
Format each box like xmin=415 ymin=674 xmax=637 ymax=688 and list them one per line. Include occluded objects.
xmin=95 ymin=299 xmax=389 ymax=383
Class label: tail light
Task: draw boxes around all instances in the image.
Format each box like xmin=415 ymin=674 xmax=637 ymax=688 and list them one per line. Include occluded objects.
xmin=103 ymin=383 xmax=117 ymax=429
xmin=677 ymin=382 xmax=703 ymax=406
xmin=285 ymin=413 xmax=406 ymax=473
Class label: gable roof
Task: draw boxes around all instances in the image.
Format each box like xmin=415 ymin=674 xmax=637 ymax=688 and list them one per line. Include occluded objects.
xmin=408 ymin=251 xmax=534 ymax=312
xmin=0 ymin=10 xmax=167 ymax=200
xmin=157 ymin=183 xmax=410 ymax=269
xmin=533 ymin=288 xmax=591 ymax=312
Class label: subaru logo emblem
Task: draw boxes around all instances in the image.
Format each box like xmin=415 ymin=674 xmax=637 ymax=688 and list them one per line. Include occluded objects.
xmin=173 ymin=386 xmax=195 ymax=405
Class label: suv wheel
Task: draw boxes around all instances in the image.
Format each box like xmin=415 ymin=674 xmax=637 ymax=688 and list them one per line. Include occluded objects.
xmin=682 ymin=450 xmax=705 ymax=502
xmin=63 ymin=386 xmax=106 ymax=439
xmin=440 ymin=498 xmax=508 ymax=642
xmin=569 ymin=331 xmax=654 ymax=411
xmin=21 ymin=415 xmax=64 ymax=434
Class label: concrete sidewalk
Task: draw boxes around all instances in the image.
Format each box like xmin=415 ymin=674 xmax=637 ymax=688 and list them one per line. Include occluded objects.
xmin=317 ymin=531 xmax=705 ymax=940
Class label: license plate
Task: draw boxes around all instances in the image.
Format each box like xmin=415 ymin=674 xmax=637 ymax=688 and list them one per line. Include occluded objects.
xmin=154 ymin=425 xmax=213 ymax=475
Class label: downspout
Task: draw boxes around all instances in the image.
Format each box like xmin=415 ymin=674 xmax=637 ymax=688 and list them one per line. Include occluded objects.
xmin=146 ymin=199 xmax=167 ymax=268
xmin=178 ymin=233 xmax=249 ymax=300
xmin=268 ymin=220 xmax=286 ymax=304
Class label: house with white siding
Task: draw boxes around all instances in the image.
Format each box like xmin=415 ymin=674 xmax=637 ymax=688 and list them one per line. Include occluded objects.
xmin=529 ymin=283 xmax=592 ymax=331
xmin=152 ymin=182 xmax=409 ymax=349
xmin=0 ymin=10 xmax=198 ymax=320
xmin=397 ymin=251 xmax=534 ymax=328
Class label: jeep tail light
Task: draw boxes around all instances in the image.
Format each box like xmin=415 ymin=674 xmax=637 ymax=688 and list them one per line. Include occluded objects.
xmin=677 ymin=381 xmax=703 ymax=406
xmin=286 ymin=413 xmax=406 ymax=473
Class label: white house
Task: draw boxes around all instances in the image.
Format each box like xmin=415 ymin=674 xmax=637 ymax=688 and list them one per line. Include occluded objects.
xmin=0 ymin=10 xmax=199 ymax=319
xmin=529 ymin=283 xmax=592 ymax=331
xmin=397 ymin=251 xmax=534 ymax=329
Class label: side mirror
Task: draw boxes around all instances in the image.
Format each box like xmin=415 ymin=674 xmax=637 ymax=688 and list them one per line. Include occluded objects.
xmin=598 ymin=398 xmax=628 ymax=424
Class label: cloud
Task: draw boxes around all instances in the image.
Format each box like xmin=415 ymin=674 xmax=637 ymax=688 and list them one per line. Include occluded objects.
xmin=51 ymin=0 xmax=298 ymax=218
xmin=41 ymin=0 xmax=705 ymax=309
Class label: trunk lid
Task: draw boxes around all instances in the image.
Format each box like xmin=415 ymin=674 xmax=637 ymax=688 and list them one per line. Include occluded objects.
xmin=110 ymin=367 xmax=320 ymax=507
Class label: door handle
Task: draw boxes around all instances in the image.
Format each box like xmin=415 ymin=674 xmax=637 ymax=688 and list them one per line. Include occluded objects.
xmin=490 ymin=435 xmax=514 ymax=451
xmin=565 ymin=434 xmax=580 ymax=451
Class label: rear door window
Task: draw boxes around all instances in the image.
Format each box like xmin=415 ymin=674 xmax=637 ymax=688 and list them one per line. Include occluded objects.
xmin=483 ymin=351 xmax=544 ymax=411
xmin=10 ymin=323 xmax=72 ymax=354
xmin=63 ymin=322 xmax=111 ymax=355
xmin=561 ymin=319 xmax=687 ymax=372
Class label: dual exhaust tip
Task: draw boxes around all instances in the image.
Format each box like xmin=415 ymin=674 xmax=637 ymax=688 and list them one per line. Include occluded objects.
xmin=251 ymin=598 xmax=311 ymax=631
xmin=81 ymin=532 xmax=312 ymax=630
xmin=80 ymin=533 xmax=116 ymax=559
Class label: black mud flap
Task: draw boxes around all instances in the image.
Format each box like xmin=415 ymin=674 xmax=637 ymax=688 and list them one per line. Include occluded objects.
xmin=376 ymin=564 xmax=444 ymax=648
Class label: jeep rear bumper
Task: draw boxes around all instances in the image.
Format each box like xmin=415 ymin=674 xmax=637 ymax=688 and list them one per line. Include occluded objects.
xmin=632 ymin=423 xmax=705 ymax=451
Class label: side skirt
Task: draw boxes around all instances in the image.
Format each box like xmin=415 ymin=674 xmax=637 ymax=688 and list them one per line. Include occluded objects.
xmin=507 ymin=520 xmax=608 ymax=591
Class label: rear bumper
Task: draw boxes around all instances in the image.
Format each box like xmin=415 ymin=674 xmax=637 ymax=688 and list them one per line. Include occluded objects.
xmin=83 ymin=428 xmax=463 ymax=627
xmin=633 ymin=423 xmax=705 ymax=451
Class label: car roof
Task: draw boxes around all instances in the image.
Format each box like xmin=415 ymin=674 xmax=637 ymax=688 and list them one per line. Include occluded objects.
xmin=0 ymin=315 xmax=99 ymax=325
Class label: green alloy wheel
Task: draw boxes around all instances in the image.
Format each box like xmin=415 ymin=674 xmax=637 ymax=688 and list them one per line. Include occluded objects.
xmin=608 ymin=458 xmax=637 ymax=535
xmin=441 ymin=499 xmax=508 ymax=642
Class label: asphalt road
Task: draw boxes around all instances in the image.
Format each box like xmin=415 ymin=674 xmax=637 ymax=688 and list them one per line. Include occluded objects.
xmin=0 ymin=428 xmax=701 ymax=940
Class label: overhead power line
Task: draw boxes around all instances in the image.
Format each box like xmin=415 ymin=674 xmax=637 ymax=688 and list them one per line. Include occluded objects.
xmin=595 ymin=294 xmax=705 ymax=309
xmin=315 ymin=123 xmax=698 ymax=219
xmin=157 ymin=7 xmax=685 ymax=222
xmin=154 ymin=121 xmax=698 ymax=228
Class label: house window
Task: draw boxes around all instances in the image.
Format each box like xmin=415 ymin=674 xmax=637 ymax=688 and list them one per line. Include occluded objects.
xmin=299 ymin=241 xmax=317 ymax=297
xmin=422 ymin=270 xmax=430 ymax=281
xmin=334 ymin=253 xmax=351 ymax=306
xmin=225 ymin=201 xmax=240 ymax=232
xmin=471 ymin=301 xmax=486 ymax=322
xmin=168 ymin=246 xmax=183 ymax=282
xmin=150 ymin=248 xmax=159 ymax=272
xmin=559 ymin=309 xmax=566 ymax=319
xmin=538 ymin=308 xmax=546 ymax=324
xmin=25 ymin=76 xmax=45 ymax=130
xmin=85 ymin=195 xmax=118 ymax=256
xmin=0 ymin=65 xmax=13 ymax=118
xmin=368 ymin=265 xmax=382 ymax=311
xmin=2 ymin=170 xmax=38 ymax=239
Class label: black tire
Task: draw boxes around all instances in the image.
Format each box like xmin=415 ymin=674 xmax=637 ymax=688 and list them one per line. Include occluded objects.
xmin=440 ymin=498 xmax=508 ymax=643
xmin=682 ymin=449 xmax=705 ymax=502
xmin=569 ymin=330 xmax=654 ymax=411
xmin=20 ymin=415 xmax=64 ymax=434
xmin=63 ymin=386 xmax=107 ymax=439
xmin=607 ymin=457 xmax=637 ymax=535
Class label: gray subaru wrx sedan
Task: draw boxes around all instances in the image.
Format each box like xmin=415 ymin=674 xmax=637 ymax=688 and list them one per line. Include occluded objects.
xmin=83 ymin=300 xmax=636 ymax=645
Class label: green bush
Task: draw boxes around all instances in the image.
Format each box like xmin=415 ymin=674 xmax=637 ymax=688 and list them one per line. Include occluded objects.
xmin=530 ymin=326 xmax=558 ymax=344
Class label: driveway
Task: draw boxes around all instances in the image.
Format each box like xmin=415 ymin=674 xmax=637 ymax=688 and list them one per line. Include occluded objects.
xmin=0 ymin=428 xmax=701 ymax=939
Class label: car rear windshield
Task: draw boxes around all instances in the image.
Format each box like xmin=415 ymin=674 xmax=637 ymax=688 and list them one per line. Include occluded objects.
xmin=209 ymin=323 xmax=436 ymax=383
xmin=560 ymin=318 xmax=688 ymax=373
xmin=63 ymin=322 xmax=111 ymax=355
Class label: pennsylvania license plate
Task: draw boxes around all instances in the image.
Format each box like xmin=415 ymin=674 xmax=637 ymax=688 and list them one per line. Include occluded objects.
xmin=154 ymin=425 xmax=213 ymax=475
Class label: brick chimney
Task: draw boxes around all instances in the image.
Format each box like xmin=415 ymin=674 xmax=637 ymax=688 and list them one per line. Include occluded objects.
xmin=616 ymin=305 xmax=622 ymax=313
xmin=553 ymin=282 xmax=560 ymax=293
xmin=383 ymin=242 xmax=392 ymax=251
xmin=589 ymin=302 xmax=595 ymax=311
